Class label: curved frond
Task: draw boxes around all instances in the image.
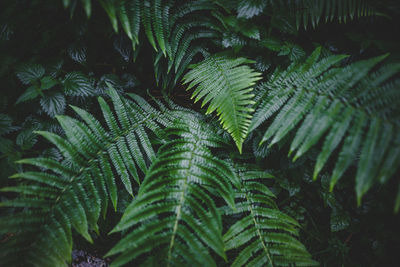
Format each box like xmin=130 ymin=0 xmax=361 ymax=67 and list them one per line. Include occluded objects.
xmin=107 ymin=115 xmax=235 ymax=267
xmin=223 ymin=164 xmax=317 ymax=266
xmin=268 ymin=0 xmax=377 ymax=30
xmin=63 ymin=0 xmax=222 ymax=88
xmin=152 ymin=1 xmax=222 ymax=88
xmin=0 ymin=86 xmax=169 ymax=266
xmin=183 ymin=55 xmax=262 ymax=153
xmin=118 ymin=0 xmax=140 ymax=47
xmin=252 ymin=47 xmax=400 ymax=204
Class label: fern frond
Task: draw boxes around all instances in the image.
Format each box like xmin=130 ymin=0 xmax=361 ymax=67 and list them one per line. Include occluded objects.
xmin=252 ymin=47 xmax=400 ymax=204
xmin=223 ymin=164 xmax=318 ymax=266
xmin=107 ymin=114 xmax=235 ymax=266
xmin=153 ymin=1 xmax=222 ymax=88
xmin=0 ymin=86 xmax=169 ymax=266
xmin=183 ymin=55 xmax=262 ymax=153
xmin=167 ymin=2 xmax=219 ymax=61
xmin=99 ymin=0 xmax=119 ymax=32
xmin=267 ymin=0 xmax=377 ymax=30
xmin=118 ymin=0 xmax=140 ymax=47
xmin=81 ymin=0 xmax=92 ymax=17
xmin=297 ymin=0 xmax=376 ymax=29
xmin=62 ymin=0 xmax=221 ymax=88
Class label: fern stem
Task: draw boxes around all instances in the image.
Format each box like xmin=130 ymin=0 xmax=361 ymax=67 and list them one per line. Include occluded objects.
xmin=54 ymin=113 xmax=152 ymax=204
xmin=167 ymin=143 xmax=194 ymax=266
xmin=245 ymin=189 xmax=274 ymax=266
xmin=24 ymin=114 xmax=155 ymax=256
xmin=209 ymin=58 xmax=241 ymax=151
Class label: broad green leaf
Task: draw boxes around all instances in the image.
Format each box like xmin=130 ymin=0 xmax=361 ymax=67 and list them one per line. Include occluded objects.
xmin=16 ymin=86 xmax=39 ymax=104
xmin=63 ymin=72 xmax=94 ymax=96
xmin=16 ymin=63 xmax=45 ymax=85
xmin=40 ymin=92 xmax=66 ymax=117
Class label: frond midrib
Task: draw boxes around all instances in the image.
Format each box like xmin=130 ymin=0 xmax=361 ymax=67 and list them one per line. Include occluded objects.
xmin=167 ymin=142 xmax=194 ymax=266
xmin=243 ymin=185 xmax=274 ymax=265
xmin=210 ymin=58 xmax=240 ymax=138
xmin=24 ymin=111 xmax=156 ymax=256
xmin=292 ymin=82 xmax=396 ymax=124
xmin=54 ymin=112 xmax=153 ymax=203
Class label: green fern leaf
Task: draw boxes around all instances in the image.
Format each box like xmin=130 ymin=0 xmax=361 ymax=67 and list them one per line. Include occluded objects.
xmin=0 ymin=87 xmax=170 ymax=266
xmin=268 ymin=0 xmax=378 ymax=29
xmin=81 ymin=0 xmax=91 ymax=18
xmin=183 ymin=55 xmax=262 ymax=153
xmin=118 ymin=0 xmax=140 ymax=46
xmin=142 ymin=0 xmax=158 ymax=51
xmin=152 ymin=1 xmax=220 ymax=88
xmin=223 ymin=164 xmax=318 ymax=266
xmin=100 ymin=0 xmax=119 ymax=32
xmin=107 ymin=115 xmax=235 ymax=266
xmin=254 ymin=48 xmax=400 ymax=204
xmin=70 ymin=0 xmax=220 ymax=89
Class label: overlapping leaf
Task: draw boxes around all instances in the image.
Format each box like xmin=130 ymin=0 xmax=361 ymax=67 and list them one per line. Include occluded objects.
xmin=265 ymin=0 xmax=377 ymax=29
xmin=223 ymin=165 xmax=317 ymax=266
xmin=63 ymin=0 xmax=222 ymax=88
xmin=107 ymin=115 xmax=235 ymax=266
xmin=0 ymin=86 xmax=170 ymax=266
xmin=252 ymin=47 xmax=400 ymax=204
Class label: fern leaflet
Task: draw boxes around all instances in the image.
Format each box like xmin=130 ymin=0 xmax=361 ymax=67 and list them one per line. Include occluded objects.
xmin=106 ymin=114 xmax=235 ymax=266
xmin=0 ymin=86 xmax=169 ymax=266
xmin=252 ymin=47 xmax=400 ymax=204
xmin=183 ymin=55 xmax=262 ymax=153
xmin=223 ymin=164 xmax=318 ymax=266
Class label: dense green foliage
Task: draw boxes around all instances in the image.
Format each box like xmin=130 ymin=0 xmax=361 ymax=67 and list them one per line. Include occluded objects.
xmin=1 ymin=0 xmax=399 ymax=266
